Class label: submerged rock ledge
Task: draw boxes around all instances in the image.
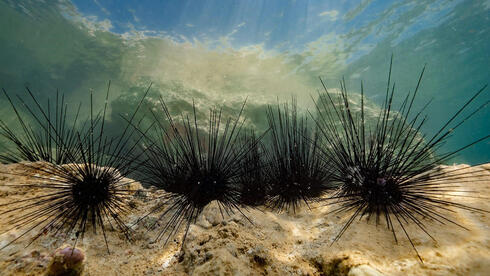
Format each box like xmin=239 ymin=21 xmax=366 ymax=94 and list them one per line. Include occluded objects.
xmin=0 ymin=162 xmax=488 ymax=275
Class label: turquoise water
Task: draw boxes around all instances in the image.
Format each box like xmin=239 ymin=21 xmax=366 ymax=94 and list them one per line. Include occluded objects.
xmin=0 ymin=0 xmax=488 ymax=164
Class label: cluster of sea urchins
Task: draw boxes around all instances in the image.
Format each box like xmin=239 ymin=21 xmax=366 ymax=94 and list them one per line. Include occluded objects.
xmin=0 ymin=59 xmax=488 ymax=262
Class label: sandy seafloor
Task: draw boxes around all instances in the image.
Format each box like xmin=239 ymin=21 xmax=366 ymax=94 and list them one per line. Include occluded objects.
xmin=0 ymin=162 xmax=488 ymax=276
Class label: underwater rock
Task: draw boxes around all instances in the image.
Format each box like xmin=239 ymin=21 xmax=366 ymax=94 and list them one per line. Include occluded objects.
xmin=247 ymin=245 xmax=268 ymax=267
xmin=310 ymin=255 xmax=352 ymax=275
xmin=0 ymin=162 xmax=489 ymax=275
xmin=348 ymin=264 xmax=384 ymax=276
xmin=46 ymin=245 xmax=85 ymax=276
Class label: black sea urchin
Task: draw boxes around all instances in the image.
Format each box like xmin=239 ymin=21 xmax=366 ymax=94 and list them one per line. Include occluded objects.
xmin=237 ymin=130 xmax=268 ymax=207
xmin=0 ymin=88 xmax=81 ymax=164
xmin=135 ymin=97 xmax=260 ymax=246
xmin=263 ymin=100 xmax=331 ymax=213
xmin=313 ymin=57 xmax=489 ymax=261
xmin=0 ymin=83 xmax=150 ymax=252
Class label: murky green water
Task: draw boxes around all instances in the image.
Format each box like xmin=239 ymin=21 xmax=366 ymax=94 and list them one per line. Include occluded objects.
xmin=0 ymin=0 xmax=488 ymax=164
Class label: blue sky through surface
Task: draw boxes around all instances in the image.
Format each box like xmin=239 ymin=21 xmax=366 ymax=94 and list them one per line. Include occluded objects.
xmin=70 ymin=0 xmax=463 ymax=55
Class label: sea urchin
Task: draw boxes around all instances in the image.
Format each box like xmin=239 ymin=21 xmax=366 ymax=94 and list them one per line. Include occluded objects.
xmin=0 ymin=83 xmax=150 ymax=252
xmin=134 ymin=97 xmax=261 ymax=247
xmin=263 ymin=99 xmax=332 ymax=213
xmin=313 ymin=57 xmax=489 ymax=261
